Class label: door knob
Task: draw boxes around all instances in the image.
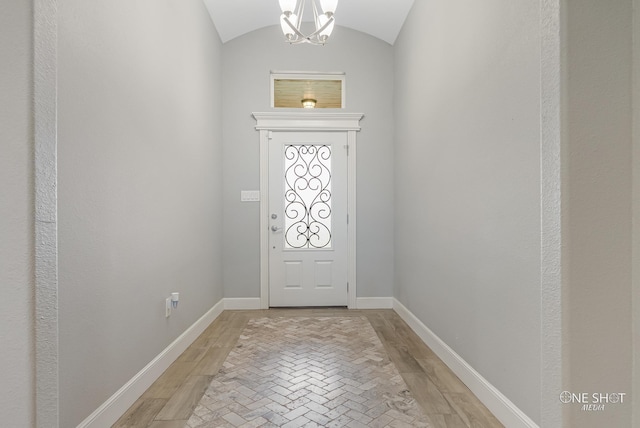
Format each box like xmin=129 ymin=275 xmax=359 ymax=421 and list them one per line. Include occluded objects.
xmin=271 ymin=225 xmax=282 ymax=232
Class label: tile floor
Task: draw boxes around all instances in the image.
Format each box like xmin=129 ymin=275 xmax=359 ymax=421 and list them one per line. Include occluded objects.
xmin=114 ymin=309 xmax=503 ymax=428
xmin=187 ymin=316 xmax=429 ymax=427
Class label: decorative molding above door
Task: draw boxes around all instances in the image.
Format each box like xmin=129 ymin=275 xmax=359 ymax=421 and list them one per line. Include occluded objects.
xmin=253 ymin=112 xmax=363 ymax=131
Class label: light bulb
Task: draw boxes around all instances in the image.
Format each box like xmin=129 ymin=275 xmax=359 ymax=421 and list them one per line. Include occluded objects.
xmin=280 ymin=13 xmax=298 ymax=39
xmin=279 ymin=0 xmax=298 ymax=14
xmin=302 ymin=98 xmax=317 ymax=108
xmin=318 ymin=14 xmax=334 ymax=39
xmin=319 ymin=0 xmax=338 ymax=15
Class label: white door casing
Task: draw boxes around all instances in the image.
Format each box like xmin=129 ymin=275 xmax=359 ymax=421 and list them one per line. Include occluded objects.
xmin=254 ymin=112 xmax=363 ymax=309
xmin=268 ymin=132 xmax=347 ymax=306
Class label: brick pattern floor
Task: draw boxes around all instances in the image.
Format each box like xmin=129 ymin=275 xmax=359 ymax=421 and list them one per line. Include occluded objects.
xmin=187 ymin=316 xmax=431 ymax=427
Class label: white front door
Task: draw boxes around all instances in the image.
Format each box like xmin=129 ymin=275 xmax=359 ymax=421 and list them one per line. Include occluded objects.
xmin=268 ymin=131 xmax=348 ymax=307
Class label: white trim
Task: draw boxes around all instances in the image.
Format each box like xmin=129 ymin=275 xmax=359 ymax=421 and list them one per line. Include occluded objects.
xmin=355 ymin=297 xmax=393 ymax=309
xmin=346 ymin=130 xmax=357 ymax=309
xmin=254 ymin=112 xmax=364 ymax=310
xmin=270 ymin=70 xmax=346 ymax=76
xmin=224 ymin=298 xmax=262 ymax=310
xmin=259 ymin=129 xmax=270 ymax=309
xmin=253 ymin=112 xmax=362 ymax=132
xmin=392 ymin=299 xmax=539 ymax=428
xmin=76 ymin=300 xmax=225 ymax=428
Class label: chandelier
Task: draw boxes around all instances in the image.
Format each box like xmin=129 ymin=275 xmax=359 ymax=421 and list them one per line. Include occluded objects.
xmin=279 ymin=0 xmax=338 ymax=45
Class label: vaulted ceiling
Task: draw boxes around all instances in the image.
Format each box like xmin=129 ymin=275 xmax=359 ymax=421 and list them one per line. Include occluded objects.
xmin=203 ymin=0 xmax=415 ymax=45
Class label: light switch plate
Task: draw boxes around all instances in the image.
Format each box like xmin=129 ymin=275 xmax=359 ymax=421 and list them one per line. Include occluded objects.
xmin=241 ymin=190 xmax=260 ymax=202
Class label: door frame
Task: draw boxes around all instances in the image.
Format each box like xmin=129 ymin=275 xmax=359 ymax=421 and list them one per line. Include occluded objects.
xmin=253 ymin=112 xmax=363 ymax=309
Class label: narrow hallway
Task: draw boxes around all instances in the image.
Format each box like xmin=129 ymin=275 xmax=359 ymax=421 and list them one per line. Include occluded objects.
xmin=9 ymin=1 xmax=635 ymax=426
xmin=115 ymin=309 xmax=502 ymax=428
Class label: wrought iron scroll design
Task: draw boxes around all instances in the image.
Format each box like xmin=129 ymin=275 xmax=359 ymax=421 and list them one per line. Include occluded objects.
xmin=284 ymin=144 xmax=332 ymax=249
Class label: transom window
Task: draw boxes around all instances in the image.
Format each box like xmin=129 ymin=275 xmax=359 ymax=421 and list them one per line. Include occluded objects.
xmin=271 ymin=72 xmax=346 ymax=109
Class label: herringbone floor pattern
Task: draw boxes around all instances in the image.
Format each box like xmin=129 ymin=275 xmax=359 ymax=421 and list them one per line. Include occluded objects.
xmin=187 ymin=317 xmax=430 ymax=428
xmin=114 ymin=309 xmax=503 ymax=428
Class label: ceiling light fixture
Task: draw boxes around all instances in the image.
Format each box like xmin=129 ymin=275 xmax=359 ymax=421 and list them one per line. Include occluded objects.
xmin=279 ymin=0 xmax=338 ymax=45
xmin=301 ymin=98 xmax=317 ymax=108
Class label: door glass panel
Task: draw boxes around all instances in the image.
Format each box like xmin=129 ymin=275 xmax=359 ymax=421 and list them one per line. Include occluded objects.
xmin=284 ymin=144 xmax=332 ymax=249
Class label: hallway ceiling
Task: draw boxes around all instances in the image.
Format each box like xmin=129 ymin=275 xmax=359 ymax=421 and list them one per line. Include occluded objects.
xmin=203 ymin=0 xmax=415 ymax=45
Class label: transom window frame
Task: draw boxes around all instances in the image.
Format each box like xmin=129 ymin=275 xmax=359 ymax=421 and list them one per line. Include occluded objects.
xmin=270 ymin=71 xmax=347 ymax=109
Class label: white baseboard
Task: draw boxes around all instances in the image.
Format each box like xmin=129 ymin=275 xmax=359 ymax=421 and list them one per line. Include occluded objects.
xmin=77 ymin=299 xmax=225 ymax=428
xmin=79 ymin=297 xmax=535 ymax=428
xmin=223 ymin=297 xmax=393 ymax=310
xmin=223 ymin=297 xmax=262 ymax=310
xmin=392 ymin=299 xmax=539 ymax=428
xmin=356 ymin=297 xmax=394 ymax=309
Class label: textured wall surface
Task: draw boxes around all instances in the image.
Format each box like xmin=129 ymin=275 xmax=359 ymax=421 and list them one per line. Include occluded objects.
xmin=565 ymin=0 xmax=633 ymax=426
xmin=0 ymin=0 xmax=35 ymax=426
xmin=393 ymin=0 xmax=542 ymax=423
xmin=540 ymin=0 xmax=563 ymax=426
xmin=221 ymin=25 xmax=395 ymax=300
xmin=634 ymin=1 xmax=640 ymax=425
xmin=57 ymin=1 xmax=224 ymax=426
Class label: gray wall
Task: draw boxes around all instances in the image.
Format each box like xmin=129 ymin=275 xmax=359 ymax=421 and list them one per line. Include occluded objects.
xmin=0 ymin=0 xmax=35 ymax=426
xmin=393 ymin=0 xmax=541 ymax=423
xmin=564 ymin=0 xmax=633 ymax=426
xmin=57 ymin=1 xmax=224 ymax=426
xmin=634 ymin=0 xmax=640 ymax=424
xmin=221 ymin=25 xmax=395 ymax=300
xmin=7 ymin=2 xmax=639 ymax=426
